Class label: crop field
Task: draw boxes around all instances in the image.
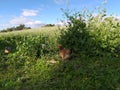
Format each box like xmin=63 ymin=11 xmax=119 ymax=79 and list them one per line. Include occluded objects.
xmin=0 ymin=12 xmax=120 ymax=90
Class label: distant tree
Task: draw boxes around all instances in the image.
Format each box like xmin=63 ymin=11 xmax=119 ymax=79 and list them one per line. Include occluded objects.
xmin=5 ymin=26 xmax=15 ymax=32
xmin=24 ymin=27 xmax=31 ymax=29
xmin=0 ymin=29 xmax=7 ymax=32
xmin=16 ymin=24 xmax=25 ymax=30
xmin=0 ymin=24 xmax=31 ymax=32
xmin=44 ymin=24 xmax=55 ymax=27
xmin=7 ymin=28 xmax=14 ymax=31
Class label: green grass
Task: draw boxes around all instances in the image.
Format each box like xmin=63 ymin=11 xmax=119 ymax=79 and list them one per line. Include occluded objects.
xmin=0 ymin=26 xmax=62 ymax=37
xmin=0 ymin=26 xmax=120 ymax=90
xmin=1 ymin=55 xmax=120 ymax=90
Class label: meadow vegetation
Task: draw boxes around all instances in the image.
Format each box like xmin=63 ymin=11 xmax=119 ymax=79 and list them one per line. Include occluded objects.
xmin=0 ymin=8 xmax=120 ymax=89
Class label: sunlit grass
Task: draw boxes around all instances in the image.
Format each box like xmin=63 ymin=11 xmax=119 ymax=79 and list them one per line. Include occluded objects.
xmin=0 ymin=26 xmax=64 ymax=37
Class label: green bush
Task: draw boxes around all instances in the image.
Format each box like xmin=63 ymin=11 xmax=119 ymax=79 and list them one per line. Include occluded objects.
xmin=58 ymin=10 xmax=120 ymax=57
xmin=0 ymin=33 xmax=58 ymax=69
xmin=58 ymin=12 xmax=98 ymax=56
xmin=88 ymin=14 xmax=120 ymax=56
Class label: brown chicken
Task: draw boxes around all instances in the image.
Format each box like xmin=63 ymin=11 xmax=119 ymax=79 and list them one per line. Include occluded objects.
xmin=58 ymin=45 xmax=72 ymax=60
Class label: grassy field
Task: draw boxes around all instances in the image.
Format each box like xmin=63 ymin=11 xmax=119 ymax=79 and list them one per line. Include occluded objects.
xmin=0 ymin=26 xmax=61 ymax=37
xmin=0 ymin=25 xmax=120 ymax=90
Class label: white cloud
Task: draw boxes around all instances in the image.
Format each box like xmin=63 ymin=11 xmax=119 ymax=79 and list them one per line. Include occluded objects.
xmin=114 ymin=15 xmax=120 ymax=20
xmin=22 ymin=9 xmax=39 ymax=16
xmin=54 ymin=0 xmax=64 ymax=4
xmin=0 ymin=8 xmax=44 ymax=30
xmin=25 ymin=20 xmax=45 ymax=28
xmin=9 ymin=16 xmax=31 ymax=25
xmin=55 ymin=20 xmax=68 ymax=26
xmin=9 ymin=16 xmax=44 ymax=28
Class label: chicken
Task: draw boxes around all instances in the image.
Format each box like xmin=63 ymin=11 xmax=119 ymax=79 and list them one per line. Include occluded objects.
xmin=58 ymin=45 xmax=72 ymax=60
xmin=4 ymin=47 xmax=11 ymax=54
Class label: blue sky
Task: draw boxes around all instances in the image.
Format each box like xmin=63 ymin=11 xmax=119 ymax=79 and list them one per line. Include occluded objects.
xmin=0 ymin=0 xmax=119 ymax=30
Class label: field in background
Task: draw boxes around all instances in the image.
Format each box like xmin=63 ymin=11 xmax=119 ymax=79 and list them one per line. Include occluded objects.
xmin=0 ymin=26 xmax=62 ymax=37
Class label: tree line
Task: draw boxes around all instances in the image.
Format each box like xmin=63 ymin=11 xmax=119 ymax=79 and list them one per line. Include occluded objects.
xmin=0 ymin=24 xmax=31 ymax=32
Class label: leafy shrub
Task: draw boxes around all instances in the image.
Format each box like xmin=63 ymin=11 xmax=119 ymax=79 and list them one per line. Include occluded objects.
xmin=88 ymin=14 xmax=120 ymax=56
xmin=58 ymin=10 xmax=120 ymax=57
xmin=0 ymin=32 xmax=58 ymax=71
xmin=0 ymin=32 xmax=58 ymax=60
xmin=58 ymin=12 xmax=99 ymax=56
